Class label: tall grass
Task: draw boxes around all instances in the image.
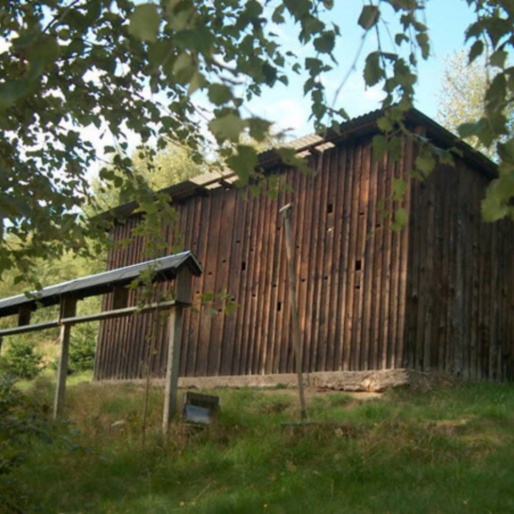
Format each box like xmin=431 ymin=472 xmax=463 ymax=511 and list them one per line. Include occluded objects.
xmin=5 ymin=380 xmax=514 ymax=513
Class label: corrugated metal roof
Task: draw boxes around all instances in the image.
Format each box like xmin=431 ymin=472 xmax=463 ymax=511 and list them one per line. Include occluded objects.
xmin=287 ymin=133 xmax=324 ymax=149
xmin=101 ymin=107 xmax=498 ymax=221
xmin=0 ymin=250 xmax=202 ymax=318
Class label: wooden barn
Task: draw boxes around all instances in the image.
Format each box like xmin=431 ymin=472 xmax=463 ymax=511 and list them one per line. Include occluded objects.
xmin=94 ymin=108 xmax=514 ymax=382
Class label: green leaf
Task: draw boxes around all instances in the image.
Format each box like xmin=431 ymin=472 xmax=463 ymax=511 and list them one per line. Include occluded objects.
xmin=485 ymin=74 xmax=507 ymax=113
xmin=490 ymin=50 xmax=508 ymax=68
xmin=482 ymin=181 xmax=508 ymax=222
xmin=416 ymin=32 xmax=430 ymax=60
xmin=377 ymin=116 xmax=393 ymax=132
xmin=358 ymin=5 xmax=380 ymax=30
xmin=248 ymin=117 xmax=272 ymax=142
xmin=392 ymin=207 xmax=408 ymax=232
xmin=173 ymin=52 xmax=195 ymax=84
xmin=468 ymin=40 xmax=484 ymax=64
xmin=497 ymin=138 xmax=514 ymax=162
xmin=388 ymin=136 xmax=403 ymax=161
xmin=277 ymin=147 xmax=299 ymax=166
xmin=148 ymin=40 xmax=170 ymax=68
xmin=26 ymin=35 xmax=60 ymax=80
xmin=392 ymin=178 xmax=407 ymax=201
xmin=0 ymin=80 xmax=32 ymax=109
xmin=388 ymin=0 xmax=413 ymax=11
xmin=0 ymin=194 xmax=29 ymax=218
xmin=262 ymin=63 xmax=277 ymax=86
xmin=208 ymin=84 xmax=233 ymax=105
xmin=395 ymin=33 xmax=408 ymax=46
xmin=188 ymin=71 xmax=205 ymax=95
xmin=209 ymin=113 xmax=247 ymax=142
xmin=364 ymin=52 xmax=383 ymax=86
xmin=465 ymin=19 xmax=484 ymax=40
xmin=14 ymin=24 xmax=42 ymax=49
xmin=313 ymin=32 xmax=335 ymax=54
xmin=458 ymin=120 xmax=484 ymax=139
xmin=226 ymin=145 xmax=258 ymax=185
xmin=373 ymin=134 xmax=388 ymax=160
xmin=128 ymin=3 xmax=160 ymax=43
xmin=175 ymin=28 xmax=215 ymax=54
xmin=415 ymin=151 xmax=435 ymax=175
xmin=272 ymin=5 xmax=285 ymax=23
xmin=284 ymin=0 xmax=311 ymax=19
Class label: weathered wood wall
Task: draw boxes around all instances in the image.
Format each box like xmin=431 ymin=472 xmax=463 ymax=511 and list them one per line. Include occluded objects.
xmin=94 ymin=132 xmax=413 ymax=379
xmin=404 ymin=155 xmax=514 ymax=380
xmin=94 ymin=118 xmax=514 ymax=381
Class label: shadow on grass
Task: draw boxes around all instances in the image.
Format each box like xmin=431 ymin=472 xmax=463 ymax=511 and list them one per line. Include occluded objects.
xmin=6 ymin=381 xmax=514 ymax=513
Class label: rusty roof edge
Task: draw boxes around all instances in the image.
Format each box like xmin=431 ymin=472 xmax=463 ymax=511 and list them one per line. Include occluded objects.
xmin=97 ymin=107 xmax=498 ymax=222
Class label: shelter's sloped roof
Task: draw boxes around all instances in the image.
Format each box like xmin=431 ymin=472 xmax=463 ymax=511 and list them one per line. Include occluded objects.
xmin=0 ymin=250 xmax=202 ymax=318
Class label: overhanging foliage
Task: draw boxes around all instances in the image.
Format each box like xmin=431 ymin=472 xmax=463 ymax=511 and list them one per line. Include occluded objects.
xmin=1 ymin=0 xmax=514 ymax=279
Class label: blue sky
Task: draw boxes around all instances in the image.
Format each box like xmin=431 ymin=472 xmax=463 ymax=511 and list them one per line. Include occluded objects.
xmin=80 ymin=1 xmax=479 ymax=175
xmin=247 ymin=0 xmax=477 ymax=137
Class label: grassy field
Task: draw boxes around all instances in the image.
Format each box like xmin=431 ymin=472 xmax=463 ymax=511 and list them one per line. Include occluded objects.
xmin=3 ymin=377 xmax=514 ymax=513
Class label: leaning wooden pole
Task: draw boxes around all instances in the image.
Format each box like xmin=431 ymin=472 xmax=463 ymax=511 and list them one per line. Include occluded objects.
xmin=279 ymin=203 xmax=307 ymax=420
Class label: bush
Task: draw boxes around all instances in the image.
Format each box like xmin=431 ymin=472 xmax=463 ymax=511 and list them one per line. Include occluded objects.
xmin=0 ymin=341 xmax=44 ymax=380
xmin=69 ymin=323 xmax=97 ymax=373
xmin=69 ymin=337 xmax=96 ymax=373
xmin=0 ymin=375 xmax=64 ymax=512
xmin=49 ymin=324 xmax=97 ymax=375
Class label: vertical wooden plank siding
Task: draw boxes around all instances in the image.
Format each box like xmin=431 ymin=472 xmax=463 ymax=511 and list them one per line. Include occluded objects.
xmin=404 ymin=155 xmax=514 ymax=380
xmin=94 ymin=131 xmax=513 ymax=381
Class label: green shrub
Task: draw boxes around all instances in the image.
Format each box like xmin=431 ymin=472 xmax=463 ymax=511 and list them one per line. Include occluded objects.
xmin=0 ymin=376 xmax=57 ymax=512
xmin=49 ymin=323 xmax=97 ymax=375
xmin=0 ymin=341 xmax=44 ymax=380
xmin=0 ymin=376 xmax=79 ymax=512
xmin=69 ymin=323 xmax=97 ymax=373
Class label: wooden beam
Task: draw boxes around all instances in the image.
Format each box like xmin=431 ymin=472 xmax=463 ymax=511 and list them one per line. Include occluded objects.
xmin=162 ymin=268 xmax=192 ymax=436
xmin=60 ymin=300 xmax=185 ymax=325
xmin=18 ymin=305 xmax=32 ymax=326
xmin=53 ymin=295 xmax=77 ymax=419
xmin=112 ymin=285 xmax=129 ymax=310
xmin=0 ymin=301 xmax=190 ymax=338
xmin=174 ymin=268 xmax=193 ymax=304
xmin=0 ymin=320 xmax=60 ymax=337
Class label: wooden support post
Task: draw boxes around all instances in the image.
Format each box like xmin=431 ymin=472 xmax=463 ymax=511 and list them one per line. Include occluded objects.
xmin=112 ymin=285 xmax=129 ymax=310
xmin=53 ymin=295 xmax=77 ymax=419
xmin=280 ymin=203 xmax=308 ymax=420
xmin=162 ymin=268 xmax=192 ymax=437
xmin=18 ymin=305 xmax=32 ymax=326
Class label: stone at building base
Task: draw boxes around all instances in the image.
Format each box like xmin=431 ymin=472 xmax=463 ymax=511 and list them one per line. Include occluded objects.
xmin=95 ymin=369 xmax=453 ymax=392
xmin=177 ymin=368 xmax=451 ymax=392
